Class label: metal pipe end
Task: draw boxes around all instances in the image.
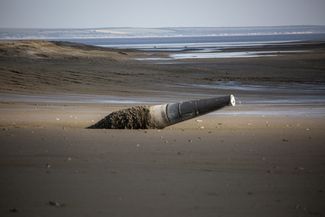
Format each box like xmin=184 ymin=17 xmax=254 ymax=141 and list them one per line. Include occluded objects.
xmin=230 ymin=94 xmax=236 ymax=106
xmin=149 ymin=104 xmax=169 ymax=129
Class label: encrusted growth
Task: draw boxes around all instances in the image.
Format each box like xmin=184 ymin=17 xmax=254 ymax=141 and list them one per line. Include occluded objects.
xmin=88 ymin=106 xmax=153 ymax=129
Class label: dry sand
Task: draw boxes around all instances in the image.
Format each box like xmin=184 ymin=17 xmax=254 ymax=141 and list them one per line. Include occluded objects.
xmin=0 ymin=40 xmax=325 ymax=217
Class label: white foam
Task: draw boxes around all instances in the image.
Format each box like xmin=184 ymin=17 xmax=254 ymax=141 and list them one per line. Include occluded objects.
xmin=168 ymin=50 xmax=310 ymax=59
xmin=169 ymin=51 xmax=276 ymax=59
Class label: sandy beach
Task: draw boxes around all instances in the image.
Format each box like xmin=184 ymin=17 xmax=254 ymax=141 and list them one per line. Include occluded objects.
xmin=1 ymin=40 xmax=325 ymax=217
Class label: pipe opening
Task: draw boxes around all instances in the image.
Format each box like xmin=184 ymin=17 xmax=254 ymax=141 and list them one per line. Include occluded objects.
xmin=230 ymin=94 xmax=236 ymax=106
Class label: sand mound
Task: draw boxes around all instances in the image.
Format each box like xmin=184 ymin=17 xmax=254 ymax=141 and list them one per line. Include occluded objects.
xmin=0 ymin=40 xmax=128 ymax=60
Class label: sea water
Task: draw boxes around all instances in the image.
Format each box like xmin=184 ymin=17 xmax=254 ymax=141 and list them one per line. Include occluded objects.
xmin=2 ymin=26 xmax=325 ymax=59
xmin=2 ymin=26 xmax=325 ymax=49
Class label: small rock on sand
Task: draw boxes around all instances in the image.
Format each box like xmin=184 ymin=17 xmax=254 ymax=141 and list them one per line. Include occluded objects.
xmin=118 ymin=51 xmax=128 ymax=55
xmin=9 ymin=208 xmax=18 ymax=213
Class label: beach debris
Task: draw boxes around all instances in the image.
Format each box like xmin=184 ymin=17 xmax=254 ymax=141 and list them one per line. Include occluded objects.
xmin=295 ymin=166 xmax=305 ymax=171
xmin=110 ymin=170 xmax=118 ymax=174
xmin=88 ymin=95 xmax=235 ymax=129
xmin=118 ymin=51 xmax=128 ymax=55
xmin=48 ymin=201 xmax=65 ymax=207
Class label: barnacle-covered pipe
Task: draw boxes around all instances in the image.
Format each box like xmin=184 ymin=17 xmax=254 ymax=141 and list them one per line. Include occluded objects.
xmin=88 ymin=95 xmax=235 ymax=129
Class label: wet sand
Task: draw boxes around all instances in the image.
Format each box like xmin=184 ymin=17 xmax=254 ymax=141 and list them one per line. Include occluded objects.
xmin=1 ymin=40 xmax=325 ymax=217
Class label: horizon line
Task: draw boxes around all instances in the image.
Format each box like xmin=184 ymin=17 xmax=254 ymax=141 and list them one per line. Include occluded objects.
xmin=1 ymin=24 xmax=325 ymax=30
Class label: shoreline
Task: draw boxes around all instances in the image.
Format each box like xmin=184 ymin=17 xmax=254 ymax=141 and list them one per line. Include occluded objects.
xmin=1 ymin=39 xmax=325 ymax=125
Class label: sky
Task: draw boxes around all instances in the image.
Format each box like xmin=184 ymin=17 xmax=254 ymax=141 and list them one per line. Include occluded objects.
xmin=0 ymin=0 xmax=325 ymax=28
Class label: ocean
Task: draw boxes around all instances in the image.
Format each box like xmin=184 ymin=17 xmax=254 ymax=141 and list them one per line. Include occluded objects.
xmin=1 ymin=26 xmax=325 ymax=51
